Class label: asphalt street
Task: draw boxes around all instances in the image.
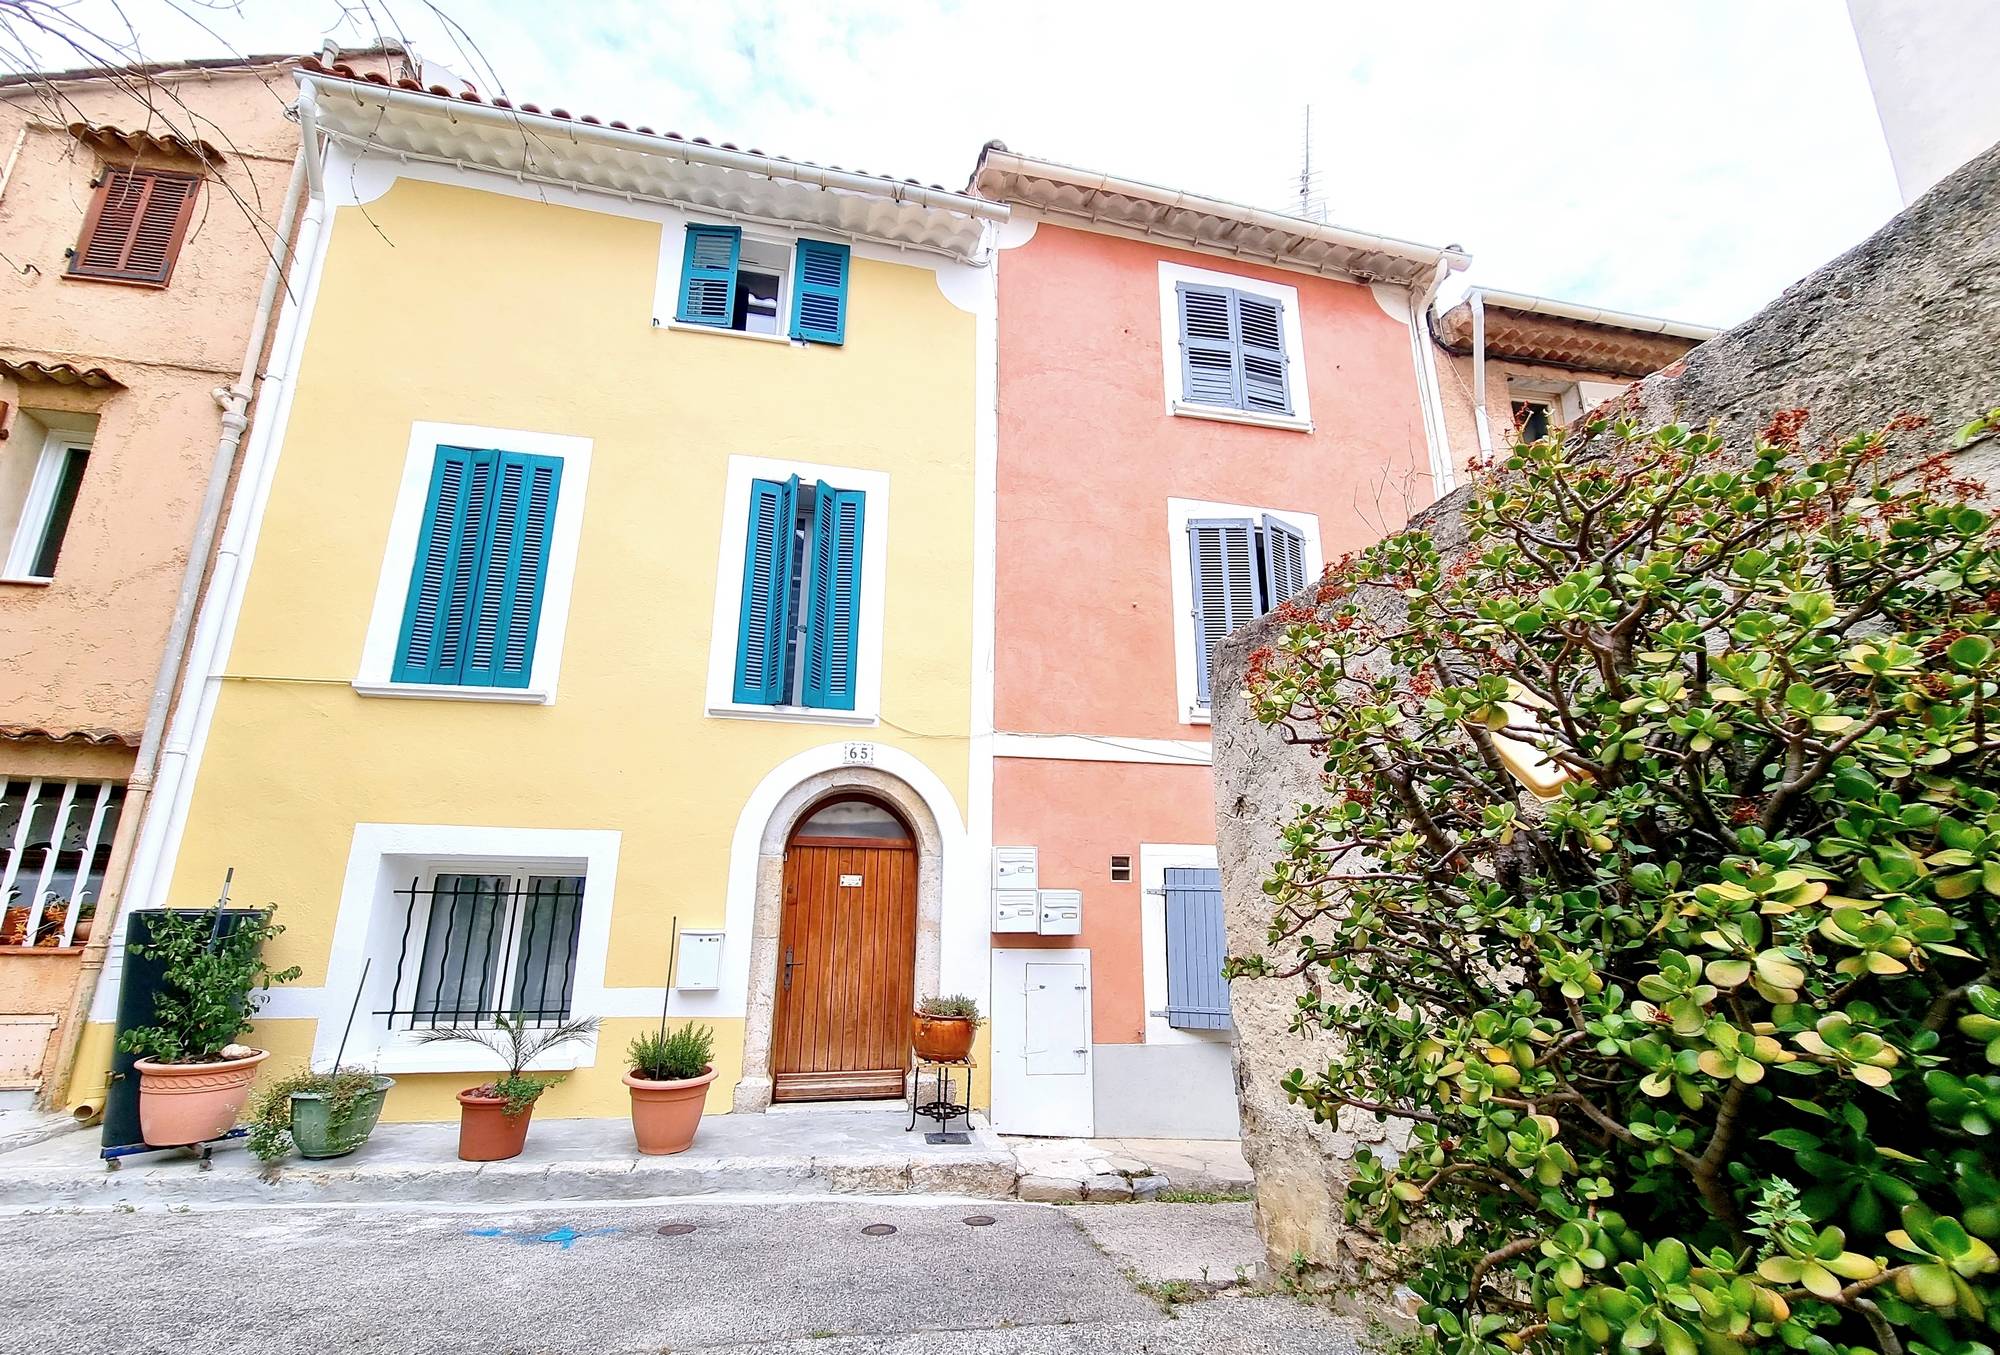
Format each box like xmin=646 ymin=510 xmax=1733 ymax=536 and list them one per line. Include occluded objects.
xmin=0 ymin=1197 xmax=1367 ymax=1354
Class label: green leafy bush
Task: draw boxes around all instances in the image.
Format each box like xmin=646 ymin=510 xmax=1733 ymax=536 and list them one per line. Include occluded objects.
xmin=627 ymin=1022 xmax=714 ymax=1081
xmin=918 ymin=994 xmax=983 ymax=1024
xmin=115 ymin=907 xmax=301 ymax=1063
xmin=246 ymin=1066 xmax=388 ymax=1161
xmin=1241 ymin=416 xmax=2000 ymax=1353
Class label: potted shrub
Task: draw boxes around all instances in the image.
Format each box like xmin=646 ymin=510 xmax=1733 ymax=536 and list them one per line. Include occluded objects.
xmin=415 ymin=1014 xmax=598 ymax=1162
xmin=115 ymin=906 xmax=300 ymax=1147
xmin=246 ymin=1066 xmax=395 ymax=1162
xmin=912 ymin=994 xmax=981 ymax=1062
xmin=623 ymin=1022 xmax=716 ymax=1155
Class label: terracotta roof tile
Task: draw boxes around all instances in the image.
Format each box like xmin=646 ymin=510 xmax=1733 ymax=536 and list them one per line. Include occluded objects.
xmin=298 ymin=55 xmax=959 ymax=195
xmin=66 ymin=121 xmax=224 ymax=165
xmin=0 ymin=724 xmax=138 ymax=748
xmin=0 ymin=357 xmax=123 ymax=389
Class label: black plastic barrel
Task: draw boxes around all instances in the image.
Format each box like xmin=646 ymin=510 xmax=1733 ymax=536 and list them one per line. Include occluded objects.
xmin=102 ymin=908 xmax=267 ymax=1152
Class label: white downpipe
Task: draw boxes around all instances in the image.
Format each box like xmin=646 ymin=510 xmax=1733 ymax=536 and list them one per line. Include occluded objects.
xmin=119 ymin=102 xmax=331 ymax=928
xmin=1471 ymin=289 xmax=1495 ymax=464
xmin=1410 ymin=255 xmax=1459 ymax=498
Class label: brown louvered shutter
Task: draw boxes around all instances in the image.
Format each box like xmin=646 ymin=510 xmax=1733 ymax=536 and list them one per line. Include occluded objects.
xmin=68 ymin=168 xmax=199 ymax=285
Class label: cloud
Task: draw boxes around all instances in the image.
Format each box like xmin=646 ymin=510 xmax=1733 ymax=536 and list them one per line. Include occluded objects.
xmin=31 ymin=0 xmax=1901 ymax=322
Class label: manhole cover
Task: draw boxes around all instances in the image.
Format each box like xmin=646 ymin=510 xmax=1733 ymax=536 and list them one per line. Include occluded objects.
xmin=656 ymin=1223 xmax=697 ymax=1237
xmin=962 ymin=1215 xmax=996 ymax=1227
xmin=861 ymin=1223 xmax=897 ymax=1236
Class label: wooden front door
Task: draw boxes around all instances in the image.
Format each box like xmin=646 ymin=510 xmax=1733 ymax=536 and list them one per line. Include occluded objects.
xmin=772 ymin=802 xmax=918 ymax=1101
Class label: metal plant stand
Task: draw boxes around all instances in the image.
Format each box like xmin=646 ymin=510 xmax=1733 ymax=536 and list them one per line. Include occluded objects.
xmin=907 ymin=1057 xmax=975 ymax=1144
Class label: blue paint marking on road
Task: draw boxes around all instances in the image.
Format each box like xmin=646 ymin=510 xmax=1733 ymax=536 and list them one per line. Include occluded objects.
xmin=465 ymin=1224 xmax=619 ymax=1249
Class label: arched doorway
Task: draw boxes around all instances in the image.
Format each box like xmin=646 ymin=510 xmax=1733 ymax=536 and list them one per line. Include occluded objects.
xmin=770 ymin=794 xmax=919 ymax=1101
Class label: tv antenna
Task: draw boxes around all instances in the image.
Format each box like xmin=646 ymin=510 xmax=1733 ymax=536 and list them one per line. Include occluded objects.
xmin=1295 ymin=105 xmax=1329 ymax=222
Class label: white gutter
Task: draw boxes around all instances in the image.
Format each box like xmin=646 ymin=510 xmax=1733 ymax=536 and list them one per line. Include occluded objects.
xmin=49 ymin=105 xmax=318 ymax=1109
xmin=1461 ymin=286 xmax=1722 ymax=342
xmin=978 ymin=149 xmax=1467 ymax=276
xmin=1470 ymin=289 xmax=1494 ymax=463
xmin=302 ymin=73 xmax=1010 ymax=224
xmin=1410 ymin=255 xmax=1459 ymax=496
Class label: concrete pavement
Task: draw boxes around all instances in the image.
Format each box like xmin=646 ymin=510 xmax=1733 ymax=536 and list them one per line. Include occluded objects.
xmin=0 ymin=1197 xmax=1365 ymax=1353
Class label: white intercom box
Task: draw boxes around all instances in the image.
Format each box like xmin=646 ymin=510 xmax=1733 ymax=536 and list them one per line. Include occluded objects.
xmin=993 ymin=846 xmax=1039 ymax=890
xmin=1037 ymin=889 xmax=1082 ymax=936
xmin=675 ymin=930 xmax=724 ymax=989
xmin=993 ymin=889 xmax=1040 ymax=933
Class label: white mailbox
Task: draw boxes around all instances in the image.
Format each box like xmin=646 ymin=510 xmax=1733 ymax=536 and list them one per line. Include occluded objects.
xmin=1037 ymin=888 xmax=1082 ymax=936
xmin=993 ymin=889 xmax=1039 ymax=934
xmin=674 ymin=930 xmax=724 ymax=990
xmin=993 ymin=846 xmax=1039 ymax=890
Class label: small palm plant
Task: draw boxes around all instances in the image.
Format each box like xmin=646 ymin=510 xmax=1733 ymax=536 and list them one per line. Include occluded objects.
xmin=416 ymin=1013 xmax=598 ymax=1116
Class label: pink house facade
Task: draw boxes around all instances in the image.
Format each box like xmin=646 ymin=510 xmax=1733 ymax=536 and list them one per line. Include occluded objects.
xmin=972 ymin=149 xmax=1468 ymax=1137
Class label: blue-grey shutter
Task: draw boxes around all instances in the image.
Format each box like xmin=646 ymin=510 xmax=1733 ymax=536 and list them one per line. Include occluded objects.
xmin=676 ymin=224 xmax=740 ymax=327
xmin=394 ymin=445 xmax=496 ymax=684
xmin=789 ymin=239 xmax=850 ymax=344
xmin=801 ymin=482 xmax=864 ymax=710
xmin=1177 ymin=283 xmax=1240 ymax=408
xmin=1187 ymin=519 xmax=1259 ymax=707
xmin=460 ymin=452 xmax=562 ymax=689
xmin=1234 ymin=290 xmax=1290 ymax=414
xmin=733 ymin=475 xmax=799 ymax=704
xmin=1260 ymin=514 xmax=1308 ymax=609
xmin=1165 ymin=866 xmax=1232 ymax=1030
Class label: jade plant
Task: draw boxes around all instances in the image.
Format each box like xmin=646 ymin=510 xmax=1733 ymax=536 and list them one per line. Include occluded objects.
xmin=1239 ymin=413 xmax=2000 ymax=1353
xmin=115 ymin=907 xmax=300 ymax=1064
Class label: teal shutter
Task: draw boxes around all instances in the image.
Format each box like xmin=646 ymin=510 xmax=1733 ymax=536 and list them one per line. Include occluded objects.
xmin=733 ymin=476 xmax=799 ymax=704
xmin=394 ymin=446 xmax=496 ymax=684
xmin=789 ymin=239 xmax=850 ymax=345
xmin=676 ymin=224 xmax=740 ymax=327
xmin=801 ymin=482 xmax=864 ymax=710
xmin=1165 ymin=867 xmax=1233 ymax=1030
xmin=461 ymin=452 xmax=562 ymax=689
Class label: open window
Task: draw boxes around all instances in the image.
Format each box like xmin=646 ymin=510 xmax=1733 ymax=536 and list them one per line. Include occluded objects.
xmin=733 ymin=476 xmax=865 ymax=711
xmin=673 ymin=224 xmax=850 ymax=344
xmin=2 ymin=411 xmax=96 ymax=582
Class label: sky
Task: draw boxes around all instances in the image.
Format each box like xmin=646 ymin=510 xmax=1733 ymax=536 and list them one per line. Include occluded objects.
xmin=17 ymin=0 xmax=1902 ymax=325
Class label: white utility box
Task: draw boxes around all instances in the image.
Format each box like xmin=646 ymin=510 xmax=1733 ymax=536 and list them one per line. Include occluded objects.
xmin=993 ymin=889 xmax=1039 ymax=934
xmin=993 ymin=846 xmax=1039 ymax=890
xmin=1037 ymin=889 xmax=1082 ymax=936
xmin=674 ymin=930 xmax=724 ymax=989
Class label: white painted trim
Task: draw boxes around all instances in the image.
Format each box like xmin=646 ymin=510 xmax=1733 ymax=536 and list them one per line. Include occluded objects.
xmin=692 ymin=741 xmax=972 ymax=1020
xmin=990 ymin=946 xmax=1094 ymax=1137
xmin=662 ymin=320 xmax=794 ymax=345
xmin=2 ymin=433 xmax=90 ymax=582
xmin=1166 ymin=496 xmax=1324 ymax=725
xmin=1139 ymin=843 xmax=1228 ymax=1047
xmin=993 ymin=732 xmax=1211 ymax=766
xmin=1156 ymin=260 xmax=1313 ymax=428
xmin=702 ymin=454 xmax=890 ymax=725
xmin=353 ymin=420 xmax=592 ymax=706
xmin=309 ymin=823 xmax=621 ymax=1073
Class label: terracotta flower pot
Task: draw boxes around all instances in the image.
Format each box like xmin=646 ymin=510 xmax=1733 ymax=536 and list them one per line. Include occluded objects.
xmin=133 ymin=1048 xmax=270 ymax=1147
xmin=911 ymin=1012 xmax=975 ymax=1062
xmin=623 ymin=1066 xmax=717 ymax=1155
xmin=71 ymin=916 xmax=93 ymax=946
xmin=455 ymin=1088 xmax=535 ymax=1161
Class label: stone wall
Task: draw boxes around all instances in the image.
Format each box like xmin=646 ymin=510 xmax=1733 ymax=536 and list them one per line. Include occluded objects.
xmin=1211 ymin=140 xmax=2000 ymax=1275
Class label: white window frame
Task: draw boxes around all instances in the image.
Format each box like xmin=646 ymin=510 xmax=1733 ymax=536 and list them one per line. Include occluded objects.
xmin=1506 ymin=378 xmax=1582 ymax=436
xmin=3 ymin=432 xmax=92 ymax=583
xmin=391 ymin=862 xmax=587 ymax=1031
xmin=655 ymin=219 xmax=806 ymax=345
xmin=1157 ymin=260 xmax=1313 ymax=433
xmin=703 ymin=453 xmax=889 ymax=726
xmin=353 ymin=420 xmax=592 ymax=705
xmin=1166 ymin=496 xmax=1324 ymax=725
xmin=314 ymin=823 xmax=619 ymax=1075
xmin=1139 ymin=843 xmax=1229 ymax=1046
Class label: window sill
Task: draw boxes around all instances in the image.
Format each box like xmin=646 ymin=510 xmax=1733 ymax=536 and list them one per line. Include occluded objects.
xmin=1171 ymin=401 xmax=1312 ymax=433
xmin=63 ymin=270 xmax=171 ymax=290
xmin=662 ymin=320 xmax=798 ymax=346
xmin=0 ymin=575 xmax=52 ymax=587
xmin=1184 ymin=708 xmax=1213 ymax=726
xmin=706 ymin=701 xmax=878 ymax=727
xmin=369 ymin=1036 xmax=596 ymax=1076
xmin=352 ymin=679 xmax=551 ymax=705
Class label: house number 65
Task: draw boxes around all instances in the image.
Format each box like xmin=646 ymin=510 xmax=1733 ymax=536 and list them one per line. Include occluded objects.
xmin=842 ymin=742 xmax=876 ymax=766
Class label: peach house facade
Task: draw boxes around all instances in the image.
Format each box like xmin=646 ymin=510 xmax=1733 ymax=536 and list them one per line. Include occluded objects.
xmin=0 ymin=47 xmax=401 ymax=1105
xmin=971 ymin=149 xmax=1468 ymax=1137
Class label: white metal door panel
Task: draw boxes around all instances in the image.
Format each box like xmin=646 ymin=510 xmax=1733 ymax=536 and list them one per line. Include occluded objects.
xmin=1025 ymin=962 xmax=1087 ymax=1075
xmin=991 ymin=948 xmax=1093 ymax=1136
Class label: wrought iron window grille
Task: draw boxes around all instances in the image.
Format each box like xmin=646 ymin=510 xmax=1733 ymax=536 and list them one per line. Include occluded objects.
xmin=376 ymin=872 xmax=584 ymax=1031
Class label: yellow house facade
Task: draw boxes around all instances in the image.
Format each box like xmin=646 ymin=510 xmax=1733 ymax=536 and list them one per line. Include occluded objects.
xmin=70 ymin=66 xmax=1003 ymax=1123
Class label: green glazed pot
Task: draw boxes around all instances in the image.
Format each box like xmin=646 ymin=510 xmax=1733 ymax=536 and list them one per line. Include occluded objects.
xmin=288 ymin=1076 xmax=395 ymax=1159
